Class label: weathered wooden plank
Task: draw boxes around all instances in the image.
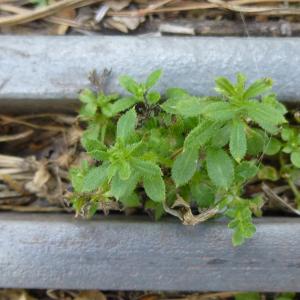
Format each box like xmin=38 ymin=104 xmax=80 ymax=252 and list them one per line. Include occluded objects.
xmin=0 ymin=213 xmax=300 ymax=291
xmin=0 ymin=37 xmax=300 ymax=106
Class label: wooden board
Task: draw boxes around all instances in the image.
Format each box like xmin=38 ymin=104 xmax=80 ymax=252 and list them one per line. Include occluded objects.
xmin=0 ymin=37 xmax=300 ymax=111
xmin=0 ymin=213 xmax=300 ymax=291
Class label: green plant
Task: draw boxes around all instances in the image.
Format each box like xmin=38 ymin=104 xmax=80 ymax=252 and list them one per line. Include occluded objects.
xmin=258 ymin=115 xmax=300 ymax=208
xmin=30 ymin=0 xmax=48 ymax=7
xmin=69 ymin=71 xmax=287 ymax=246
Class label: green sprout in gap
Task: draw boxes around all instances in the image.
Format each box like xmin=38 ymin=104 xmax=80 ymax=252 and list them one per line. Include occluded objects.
xmin=258 ymin=117 xmax=300 ymax=208
xmin=69 ymin=70 xmax=289 ymax=246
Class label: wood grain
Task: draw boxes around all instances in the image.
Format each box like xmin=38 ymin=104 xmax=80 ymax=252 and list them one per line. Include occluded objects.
xmin=0 ymin=213 xmax=300 ymax=291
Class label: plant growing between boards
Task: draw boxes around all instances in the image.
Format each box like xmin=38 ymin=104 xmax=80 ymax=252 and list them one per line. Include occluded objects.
xmin=69 ymin=69 xmax=300 ymax=246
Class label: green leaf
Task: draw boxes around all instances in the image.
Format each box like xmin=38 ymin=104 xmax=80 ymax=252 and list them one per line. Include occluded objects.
xmin=80 ymin=103 xmax=97 ymax=118
xmin=82 ymin=164 xmax=108 ymax=192
xmin=246 ymin=102 xmax=286 ymax=133
xmin=81 ymin=138 xmax=109 ymax=161
xmin=184 ymin=121 xmax=219 ymax=149
xmin=172 ymin=148 xmax=198 ymax=187
xmin=227 ymin=204 xmax=256 ymax=246
xmin=206 ymin=148 xmax=234 ymax=189
xmin=258 ymin=166 xmax=279 ymax=181
xmin=210 ymin=123 xmax=231 ymax=148
xmin=109 ymin=97 xmax=137 ymax=115
xmin=281 ymin=127 xmax=294 ymax=141
xmin=69 ymin=167 xmax=86 ymax=193
xmin=275 ymin=293 xmax=296 ymax=300
xmin=120 ymin=192 xmax=140 ymax=208
xmin=236 ymin=73 xmax=246 ymax=94
xmin=145 ymin=69 xmax=163 ymax=89
xmin=79 ymin=89 xmax=96 ymax=104
xmin=175 ymin=97 xmax=211 ymax=117
xmin=116 ymin=107 xmax=137 ymax=141
xmin=119 ymin=75 xmax=140 ymax=95
xmin=111 ymin=171 xmax=140 ymax=199
xmin=145 ymin=200 xmax=165 ymax=220
xmin=230 ymin=120 xmax=247 ymax=162
xmin=143 ymin=174 xmax=165 ymax=202
xmin=291 ymin=151 xmax=300 ymax=167
xmin=235 ymin=161 xmax=258 ymax=183
xmin=131 ymin=158 xmax=162 ymax=177
xmin=190 ymin=183 xmax=215 ymax=208
xmin=118 ymin=160 xmax=131 ymax=180
xmin=264 ymin=137 xmax=282 ymax=155
xmin=243 ymin=78 xmax=273 ymax=100
xmin=147 ymin=91 xmax=161 ymax=105
xmin=165 ymin=87 xmax=189 ymax=99
xmin=162 ymin=97 xmax=210 ymax=117
xmin=235 ymin=292 xmax=260 ymax=300
xmin=215 ymin=77 xmax=236 ymax=98
xmin=160 ymin=97 xmax=181 ymax=114
xmin=246 ymin=128 xmax=265 ymax=156
xmin=202 ymin=102 xmax=236 ymax=121
xmin=232 ymin=230 xmax=245 ymax=246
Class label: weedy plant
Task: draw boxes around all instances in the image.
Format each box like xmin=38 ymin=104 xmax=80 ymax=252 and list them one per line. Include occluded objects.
xmin=69 ymin=70 xmax=288 ymax=246
xmin=258 ymin=117 xmax=300 ymax=208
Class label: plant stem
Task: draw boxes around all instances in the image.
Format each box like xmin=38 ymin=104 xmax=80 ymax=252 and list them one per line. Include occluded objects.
xmin=287 ymin=178 xmax=300 ymax=207
xmin=100 ymin=122 xmax=107 ymax=144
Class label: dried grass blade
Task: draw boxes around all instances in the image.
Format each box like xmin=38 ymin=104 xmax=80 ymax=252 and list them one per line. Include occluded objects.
xmin=0 ymin=129 xmax=33 ymax=142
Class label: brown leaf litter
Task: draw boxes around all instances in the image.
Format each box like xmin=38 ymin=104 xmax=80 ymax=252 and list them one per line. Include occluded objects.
xmin=0 ymin=113 xmax=82 ymax=212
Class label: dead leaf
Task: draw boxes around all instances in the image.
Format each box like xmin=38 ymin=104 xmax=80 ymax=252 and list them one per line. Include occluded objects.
xmin=74 ymin=291 xmax=107 ymax=300
xmin=163 ymin=195 xmax=218 ymax=225
xmin=104 ymin=15 xmax=145 ymax=32
xmin=0 ymin=289 xmax=37 ymax=300
xmin=262 ymin=183 xmax=300 ymax=215
xmin=0 ymin=130 xmax=33 ymax=142
xmin=105 ymin=0 xmax=130 ymax=11
xmin=51 ymin=7 xmax=76 ymax=35
xmin=25 ymin=163 xmax=50 ymax=194
xmin=159 ymin=23 xmax=195 ymax=35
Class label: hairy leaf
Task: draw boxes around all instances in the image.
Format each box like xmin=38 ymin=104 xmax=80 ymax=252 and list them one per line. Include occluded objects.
xmin=145 ymin=69 xmax=163 ymax=89
xmin=184 ymin=121 xmax=219 ymax=149
xmin=190 ymin=182 xmax=215 ymax=208
xmin=172 ymin=148 xmax=198 ymax=187
xmin=206 ymin=148 xmax=234 ymax=189
xmin=202 ymin=102 xmax=236 ymax=121
xmin=264 ymin=137 xmax=282 ymax=155
xmin=247 ymin=102 xmax=286 ymax=133
xmin=243 ymin=78 xmax=273 ymax=100
xmin=246 ymin=128 xmax=265 ymax=156
xmin=118 ymin=160 xmax=131 ymax=180
xmin=147 ymin=91 xmax=161 ymax=105
xmin=165 ymin=87 xmax=189 ymax=99
xmin=81 ymin=138 xmax=109 ymax=161
xmin=143 ymin=174 xmax=165 ymax=202
xmin=235 ymin=161 xmax=258 ymax=183
xmin=82 ymin=164 xmax=108 ymax=192
xmin=215 ymin=77 xmax=236 ymax=98
xmin=175 ymin=97 xmax=211 ymax=117
xmin=131 ymin=158 xmax=162 ymax=177
xmin=230 ymin=120 xmax=247 ymax=162
xmin=110 ymin=97 xmax=137 ymax=115
xmin=119 ymin=75 xmax=140 ymax=95
xmin=116 ymin=107 xmax=137 ymax=141
xmin=291 ymin=151 xmax=300 ymax=168
xmin=258 ymin=166 xmax=279 ymax=181
xmin=111 ymin=172 xmax=140 ymax=199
